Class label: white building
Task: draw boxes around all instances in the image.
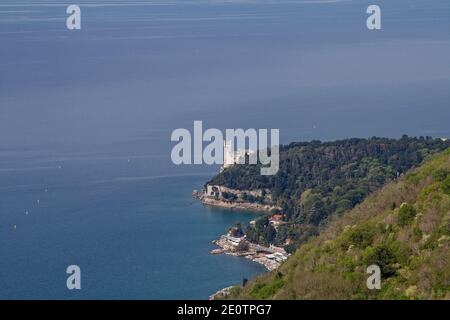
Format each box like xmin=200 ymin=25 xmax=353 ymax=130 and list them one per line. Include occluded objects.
xmin=221 ymin=140 xmax=256 ymax=171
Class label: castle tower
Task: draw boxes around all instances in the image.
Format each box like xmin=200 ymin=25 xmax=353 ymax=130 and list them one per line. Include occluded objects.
xmin=223 ymin=140 xmax=234 ymax=168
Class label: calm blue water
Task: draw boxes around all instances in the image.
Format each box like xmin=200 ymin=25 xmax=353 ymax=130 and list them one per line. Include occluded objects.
xmin=0 ymin=142 xmax=267 ymax=299
xmin=0 ymin=0 xmax=449 ymax=299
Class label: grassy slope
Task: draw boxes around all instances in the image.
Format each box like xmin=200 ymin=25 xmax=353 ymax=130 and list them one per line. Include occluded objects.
xmin=228 ymin=148 xmax=450 ymax=300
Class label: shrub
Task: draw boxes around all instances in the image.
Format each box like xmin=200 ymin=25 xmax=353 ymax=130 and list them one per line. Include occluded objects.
xmin=405 ymin=171 xmax=422 ymax=186
xmin=342 ymin=223 xmax=376 ymax=250
xmin=335 ymin=199 xmax=353 ymax=215
xmin=222 ymin=191 xmax=237 ymax=201
xmin=432 ymin=169 xmax=448 ymax=182
xmin=398 ymin=203 xmax=417 ymax=226
xmin=442 ymin=176 xmax=450 ymax=195
xmin=250 ymin=278 xmax=285 ymax=299
xmin=413 ymin=225 xmax=422 ymax=241
xmin=363 ymin=244 xmax=397 ymax=277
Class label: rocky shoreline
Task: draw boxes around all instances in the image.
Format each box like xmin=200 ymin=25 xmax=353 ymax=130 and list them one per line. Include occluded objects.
xmin=211 ymin=235 xmax=289 ymax=271
xmin=208 ymin=286 xmax=234 ymax=300
xmin=208 ymin=235 xmax=290 ymax=300
xmin=192 ymin=186 xmax=280 ymax=212
xmin=200 ymin=196 xmax=278 ymax=212
xmin=193 ymin=185 xmax=287 ymax=299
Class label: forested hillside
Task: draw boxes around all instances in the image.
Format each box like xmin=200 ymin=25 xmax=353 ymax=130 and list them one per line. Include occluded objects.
xmin=209 ymin=136 xmax=450 ymax=251
xmin=226 ymin=148 xmax=450 ymax=299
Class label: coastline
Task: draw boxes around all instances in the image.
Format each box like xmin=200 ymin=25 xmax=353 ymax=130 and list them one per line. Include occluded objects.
xmin=193 ymin=185 xmax=287 ymax=299
xmin=200 ymin=196 xmax=279 ymax=212
xmin=209 ymin=286 xmax=234 ymax=300
xmin=208 ymin=235 xmax=289 ymax=300
xmin=194 ymin=186 xmax=288 ymax=271
xmin=193 ymin=186 xmax=281 ymax=212
xmin=211 ymin=235 xmax=289 ymax=271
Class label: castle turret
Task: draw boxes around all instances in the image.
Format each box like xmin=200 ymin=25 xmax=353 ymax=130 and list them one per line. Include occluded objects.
xmin=223 ymin=140 xmax=234 ymax=169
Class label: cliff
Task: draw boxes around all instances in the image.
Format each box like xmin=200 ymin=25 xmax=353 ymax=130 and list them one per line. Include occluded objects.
xmin=196 ymin=184 xmax=281 ymax=212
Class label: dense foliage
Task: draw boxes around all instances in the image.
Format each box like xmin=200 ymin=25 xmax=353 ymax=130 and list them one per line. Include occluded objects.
xmin=209 ymin=136 xmax=449 ymax=251
xmin=226 ymin=148 xmax=450 ymax=299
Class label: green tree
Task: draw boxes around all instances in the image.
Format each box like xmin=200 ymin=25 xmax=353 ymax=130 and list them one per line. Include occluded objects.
xmin=398 ymin=203 xmax=416 ymax=226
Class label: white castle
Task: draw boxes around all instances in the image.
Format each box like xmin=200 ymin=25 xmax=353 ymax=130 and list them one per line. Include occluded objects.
xmin=221 ymin=140 xmax=256 ymax=172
